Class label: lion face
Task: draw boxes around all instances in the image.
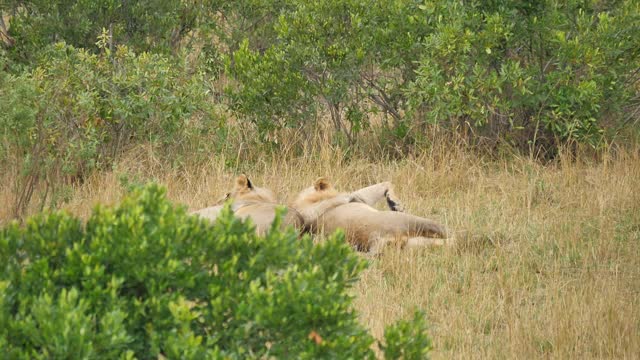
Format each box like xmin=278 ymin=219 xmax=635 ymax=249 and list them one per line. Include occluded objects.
xmin=219 ymin=174 xmax=277 ymax=204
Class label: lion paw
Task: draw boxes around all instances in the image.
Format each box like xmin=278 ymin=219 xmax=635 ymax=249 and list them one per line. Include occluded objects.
xmin=384 ymin=190 xmax=405 ymax=212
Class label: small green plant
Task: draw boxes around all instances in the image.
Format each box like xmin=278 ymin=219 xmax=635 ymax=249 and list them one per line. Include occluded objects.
xmin=0 ymin=184 xmax=431 ymax=358
xmin=381 ymin=311 xmax=432 ymax=360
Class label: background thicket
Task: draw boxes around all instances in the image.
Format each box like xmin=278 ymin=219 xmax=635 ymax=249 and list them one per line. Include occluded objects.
xmin=2 ymin=0 xmax=639 ymax=216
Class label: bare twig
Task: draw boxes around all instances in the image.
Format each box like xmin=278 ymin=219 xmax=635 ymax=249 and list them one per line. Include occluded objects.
xmin=0 ymin=11 xmax=15 ymax=46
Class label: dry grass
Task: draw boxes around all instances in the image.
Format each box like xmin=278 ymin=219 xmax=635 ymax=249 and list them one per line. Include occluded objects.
xmin=2 ymin=142 xmax=639 ymax=358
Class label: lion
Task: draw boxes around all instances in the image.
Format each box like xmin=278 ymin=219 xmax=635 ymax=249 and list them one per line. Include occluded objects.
xmin=291 ymin=178 xmax=452 ymax=254
xmin=191 ymin=174 xmax=304 ymax=235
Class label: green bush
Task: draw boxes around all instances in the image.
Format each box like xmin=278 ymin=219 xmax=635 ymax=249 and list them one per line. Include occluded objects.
xmin=381 ymin=311 xmax=432 ymax=360
xmin=0 ymin=184 xmax=432 ymax=359
xmin=224 ymin=0 xmax=423 ymax=142
xmin=4 ymin=0 xmax=639 ymax=162
xmin=225 ymin=39 xmax=317 ymax=137
xmin=0 ymin=38 xmax=213 ymax=216
xmin=223 ymin=0 xmax=639 ymax=150
xmin=4 ymin=0 xmax=212 ymax=61
xmin=408 ymin=0 xmax=640 ymax=148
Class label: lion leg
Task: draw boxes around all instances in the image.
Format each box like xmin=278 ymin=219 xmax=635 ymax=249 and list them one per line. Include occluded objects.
xmin=381 ymin=212 xmax=449 ymax=238
xmin=406 ymin=236 xmax=455 ymax=248
xmin=366 ymin=235 xmax=454 ymax=255
xmin=366 ymin=233 xmax=392 ymax=256
xmin=350 ymin=182 xmax=405 ymax=212
xmin=384 ymin=188 xmax=405 ymax=212
xmin=190 ymin=205 xmax=223 ymax=221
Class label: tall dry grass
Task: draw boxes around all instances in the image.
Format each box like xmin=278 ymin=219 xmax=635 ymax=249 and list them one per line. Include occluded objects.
xmin=1 ymin=139 xmax=639 ymax=358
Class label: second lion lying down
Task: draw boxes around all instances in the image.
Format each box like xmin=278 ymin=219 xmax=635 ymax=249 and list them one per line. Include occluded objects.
xmin=292 ymin=178 xmax=451 ymax=254
xmin=192 ymin=175 xmax=452 ymax=253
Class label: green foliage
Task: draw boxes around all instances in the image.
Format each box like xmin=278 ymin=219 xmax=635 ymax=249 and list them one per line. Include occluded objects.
xmin=222 ymin=0 xmax=639 ymax=149
xmin=408 ymin=0 xmax=640 ymax=147
xmin=225 ymin=39 xmax=317 ymax=136
xmin=225 ymin=0 xmax=426 ymax=141
xmin=382 ymin=311 xmax=432 ymax=360
xmin=0 ymin=184 xmax=429 ymax=358
xmin=10 ymin=288 xmax=133 ymax=359
xmin=0 ymin=39 xmax=212 ymax=216
xmin=4 ymin=0 xmax=215 ymax=61
xmin=2 ymin=0 xmax=638 ymax=178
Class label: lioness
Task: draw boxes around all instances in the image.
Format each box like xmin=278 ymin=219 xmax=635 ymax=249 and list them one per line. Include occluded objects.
xmin=191 ymin=174 xmax=304 ymax=235
xmin=292 ymin=178 xmax=451 ymax=254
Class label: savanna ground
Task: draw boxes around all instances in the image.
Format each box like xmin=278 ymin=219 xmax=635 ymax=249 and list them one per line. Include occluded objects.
xmin=2 ymin=138 xmax=638 ymax=359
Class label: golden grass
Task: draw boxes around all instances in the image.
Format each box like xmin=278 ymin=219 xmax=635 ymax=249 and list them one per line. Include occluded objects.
xmin=2 ymin=142 xmax=639 ymax=358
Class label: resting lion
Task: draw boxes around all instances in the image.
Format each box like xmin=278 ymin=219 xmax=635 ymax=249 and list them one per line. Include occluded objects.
xmin=292 ymin=178 xmax=451 ymax=254
xmin=191 ymin=174 xmax=304 ymax=235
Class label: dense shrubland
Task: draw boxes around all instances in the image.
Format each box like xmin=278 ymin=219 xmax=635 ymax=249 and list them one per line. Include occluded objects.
xmin=2 ymin=0 xmax=639 ymax=216
xmin=3 ymin=1 xmax=639 ymax=144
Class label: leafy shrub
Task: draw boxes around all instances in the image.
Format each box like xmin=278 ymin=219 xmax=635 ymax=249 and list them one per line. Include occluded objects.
xmin=408 ymin=0 xmax=640 ymax=148
xmin=0 ymin=184 xmax=432 ymax=358
xmin=225 ymin=39 xmax=317 ymax=137
xmin=3 ymin=0 xmax=639 ymax=154
xmin=381 ymin=311 xmax=432 ymax=360
xmin=223 ymin=0 xmax=639 ymax=151
xmin=4 ymin=0 xmax=212 ymax=61
xmin=225 ymin=0 xmax=425 ymax=142
xmin=0 ymin=38 xmax=213 ymax=217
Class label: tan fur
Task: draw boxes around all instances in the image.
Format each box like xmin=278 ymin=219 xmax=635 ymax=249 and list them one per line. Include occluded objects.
xmin=191 ymin=174 xmax=303 ymax=235
xmin=291 ymin=178 xmax=353 ymax=230
xmin=292 ymin=178 xmax=451 ymax=254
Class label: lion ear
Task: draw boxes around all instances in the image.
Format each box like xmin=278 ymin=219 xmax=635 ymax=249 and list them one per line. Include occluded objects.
xmin=314 ymin=177 xmax=331 ymax=191
xmin=235 ymin=174 xmax=253 ymax=190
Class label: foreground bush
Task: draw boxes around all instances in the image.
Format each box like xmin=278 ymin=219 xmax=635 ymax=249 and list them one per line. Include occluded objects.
xmin=0 ymin=184 xmax=430 ymax=359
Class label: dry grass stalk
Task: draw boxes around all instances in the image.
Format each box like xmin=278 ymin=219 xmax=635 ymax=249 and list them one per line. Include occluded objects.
xmin=1 ymin=140 xmax=638 ymax=358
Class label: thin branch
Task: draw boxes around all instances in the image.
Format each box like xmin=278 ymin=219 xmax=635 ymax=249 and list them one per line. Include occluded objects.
xmin=361 ymin=75 xmax=402 ymax=123
xmin=0 ymin=11 xmax=15 ymax=46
